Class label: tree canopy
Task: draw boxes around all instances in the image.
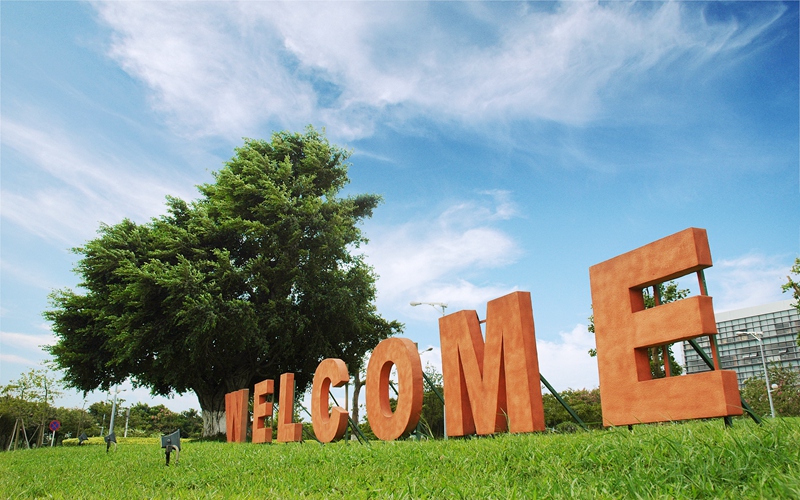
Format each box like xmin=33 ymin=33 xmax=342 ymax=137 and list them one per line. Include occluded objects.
xmin=45 ymin=128 xmax=401 ymax=435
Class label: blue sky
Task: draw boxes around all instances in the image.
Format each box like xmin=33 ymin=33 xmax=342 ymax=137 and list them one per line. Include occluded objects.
xmin=2 ymin=1 xmax=798 ymax=413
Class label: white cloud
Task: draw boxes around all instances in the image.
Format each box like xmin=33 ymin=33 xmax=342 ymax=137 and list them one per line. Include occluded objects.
xmin=364 ymin=193 xmax=521 ymax=312
xmin=0 ymin=120 xmax=194 ymax=244
xmin=91 ymin=1 xmax=784 ymax=140
xmin=536 ymin=323 xmax=599 ymax=391
xmin=710 ymin=254 xmax=792 ymax=312
xmin=0 ymin=259 xmax=63 ymax=292
xmin=0 ymin=353 xmax=41 ymax=367
xmin=0 ymin=331 xmax=55 ymax=351
xmin=418 ymin=345 xmax=443 ymax=376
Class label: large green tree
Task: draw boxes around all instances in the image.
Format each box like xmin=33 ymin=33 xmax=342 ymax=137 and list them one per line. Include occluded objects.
xmin=45 ymin=128 xmax=401 ymax=436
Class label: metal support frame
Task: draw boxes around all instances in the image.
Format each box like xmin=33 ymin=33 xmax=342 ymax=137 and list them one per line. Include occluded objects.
xmin=540 ymin=374 xmax=589 ymax=431
xmin=298 ymin=405 xmax=321 ymax=443
xmin=686 ymin=338 xmax=761 ymax=425
xmin=328 ymin=391 xmax=369 ymax=444
xmin=387 ymin=380 xmax=428 ymax=440
xmin=698 ymin=269 xmax=758 ymax=425
xmin=421 ymin=370 xmax=447 ymax=440
xmin=644 ymin=270 xmax=750 ymax=427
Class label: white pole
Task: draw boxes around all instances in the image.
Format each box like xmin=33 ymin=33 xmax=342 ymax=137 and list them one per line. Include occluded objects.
xmin=756 ymin=338 xmax=776 ymax=418
xmin=108 ymin=388 xmax=119 ymax=436
xmin=740 ymin=331 xmax=776 ymax=418
xmin=124 ymin=407 xmax=131 ymax=438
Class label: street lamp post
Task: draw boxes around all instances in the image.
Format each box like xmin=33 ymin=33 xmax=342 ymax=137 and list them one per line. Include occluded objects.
xmin=411 ymin=302 xmax=448 ymax=439
xmin=410 ymin=301 xmax=447 ymax=316
xmin=124 ymin=407 xmax=131 ymax=438
xmin=107 ymin=386 xmax=124 ymax=438
xmin=100 ymin=392 xmax=110 ymax=437
xmin=738 ymin=331 xmax=776 ymax=418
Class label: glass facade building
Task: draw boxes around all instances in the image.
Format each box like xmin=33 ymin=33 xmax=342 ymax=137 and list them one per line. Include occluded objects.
xmin=683 ymin=299 xmax=800 ymax=388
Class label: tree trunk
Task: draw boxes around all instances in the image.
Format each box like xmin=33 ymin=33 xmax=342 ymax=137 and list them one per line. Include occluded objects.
xmin=197 ymin=390 xmax=228 ymax=437
xmin=351 ymin=370 xmax=365 ymax=425
xmin=38 ymin=419 xmax=45 ymax=448
xmin=202 ymin=409 xmax=226 ymax=437
xmin=195 ymin=371 xmax=259 ymax=437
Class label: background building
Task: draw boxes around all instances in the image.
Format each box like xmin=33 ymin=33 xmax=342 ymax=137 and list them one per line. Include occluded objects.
xmin=684 ymin=299 xmax=800 ymax=387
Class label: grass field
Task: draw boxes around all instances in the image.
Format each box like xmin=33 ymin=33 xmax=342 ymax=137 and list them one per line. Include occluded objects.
xmin=2 ymin=418 xmax=799 ymax=499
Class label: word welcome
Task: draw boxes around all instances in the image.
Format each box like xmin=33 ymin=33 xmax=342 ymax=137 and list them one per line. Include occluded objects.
xmin=225 ymin=228 xmax=743 ymax=443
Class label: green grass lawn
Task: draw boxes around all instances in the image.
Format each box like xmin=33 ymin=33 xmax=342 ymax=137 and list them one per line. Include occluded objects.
xmin=2 ymin=418 xmax=799 ymax=499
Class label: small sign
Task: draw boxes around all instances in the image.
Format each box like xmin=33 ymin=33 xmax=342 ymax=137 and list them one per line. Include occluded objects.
xmin=49 ymin=420 xmax=61 ymax=432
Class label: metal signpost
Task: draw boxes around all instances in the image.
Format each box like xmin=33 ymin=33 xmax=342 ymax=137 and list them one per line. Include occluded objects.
xmin=49 ymin=420 xmax=60 ymax=447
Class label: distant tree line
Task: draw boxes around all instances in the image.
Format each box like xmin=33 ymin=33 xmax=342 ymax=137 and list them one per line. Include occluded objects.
xmin=543 ymin=388 xmax=603 ymax=431
xmin=740 ymin=365 xmax=800 ymax=418
xmin=354 ymin=366 xmax=602 ymax=440
xmin=1 ymin=369 xmax=203 ymax=450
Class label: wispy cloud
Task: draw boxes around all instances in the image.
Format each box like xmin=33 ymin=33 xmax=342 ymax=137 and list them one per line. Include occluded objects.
xmin=364 ymin=192 xmax=521 ymax=312
xmin=0 ymin=259 xmax=63 ymax=292
xmin=0 ymin=353 xmax=41 ymax=367
xmin=0 ymin=331 xmax=55 ymax=351
xmin=711 ymin=253 xmax=794 ymax=312
xmin=0 ymin=331 xmax=54 ymax=369
xmin=92 ymin=1 xmax=785 ymax=141
xmin=0 ymin=120 xmax=194 ymax=244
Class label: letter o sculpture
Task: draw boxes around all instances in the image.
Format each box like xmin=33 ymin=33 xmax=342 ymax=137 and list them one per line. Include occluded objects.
xmin=366 ymin=337 xmax=424 ymax=441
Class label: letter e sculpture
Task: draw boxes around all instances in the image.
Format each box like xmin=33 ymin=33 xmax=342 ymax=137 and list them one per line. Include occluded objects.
xmin=589 ymin=227 xmax=742 ymax=426
xmin=252 ymin=379 xmax=274 ymax=444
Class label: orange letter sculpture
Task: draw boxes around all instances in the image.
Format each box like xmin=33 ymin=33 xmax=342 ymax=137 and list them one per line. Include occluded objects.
xmin=311 ymin=358 xmax=349 ymax=443
xmin=252 ymin=379 xmax=274 ymax=444
xmin=225 ymin=388 xmax=249 ymax=443
xmin=365 ymin=337 xmax=424 ymax=441
xmin=439 ymin=291 xmax=545 ymax=436
xmin=277 ymin=373 xmax=303 ymax=443
xmin=589 ymin=227 xmax=742 ymax=426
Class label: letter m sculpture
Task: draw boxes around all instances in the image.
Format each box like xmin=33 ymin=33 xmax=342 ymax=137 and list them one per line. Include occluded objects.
xmin=439 ymin=291 xmax=545 ymax=436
